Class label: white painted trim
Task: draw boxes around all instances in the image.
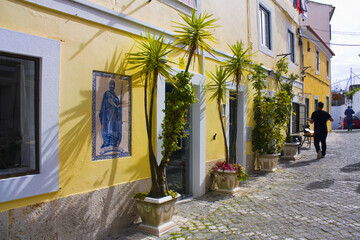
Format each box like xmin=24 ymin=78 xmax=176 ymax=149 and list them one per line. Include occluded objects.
xmin=314 ymin=95 xmax=319 ymax=112
xmin=156 ymin=70 xmax=205 ymax=198
xmin=0 ymin=28 xmax=60 ymax=203
xmin=22 ymin=0 xmax=228 ymax=60
xmin=160 ymin=0 xmax=198 ymax=16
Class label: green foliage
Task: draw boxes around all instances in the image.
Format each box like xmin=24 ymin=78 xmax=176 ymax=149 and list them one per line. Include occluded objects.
xmin=346 ymin=88 xmax=360 ymax=99
xmin=173 ymin=10 xmax=219 ymax=71
xmin=127 ymin=31 xmax=175 ymax=84
xmin=159 ymin=72 xmax=197 ymax=165
xmin=205 ymin=66 xmax=231 ymax=162
xmin=133 ymin=190 xmax=178 ymax=200
xmin=250 ymin=64 xmax=292 ymax=155
xmin=132 ymin=191 xmax=149 ymax=200
xmin=222 ymin=41 xmax=253 ymax=164
xmin=224 ymin=41 xmax=253 ymax=85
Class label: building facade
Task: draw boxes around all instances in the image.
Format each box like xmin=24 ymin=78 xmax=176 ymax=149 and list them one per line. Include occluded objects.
xmin=0 ymin=0 xmax=306 ymax=238
xmin=301 ymin=1 xmax=335 ymax=132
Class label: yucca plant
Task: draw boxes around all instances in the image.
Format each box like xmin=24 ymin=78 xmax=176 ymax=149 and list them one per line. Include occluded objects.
xmin=127 ymin=32 xmax=175 ymax=198
xmin=223 ymin=41 xmax=253 ymax=164
xmin=206 ymin=66 xmax=231 ymax=162
xmin=173 ymin=9 xmax=219 ymax=73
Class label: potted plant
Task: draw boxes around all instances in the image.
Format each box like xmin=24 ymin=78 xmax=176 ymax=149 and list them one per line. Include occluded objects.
xmin=273 ymin=58 xmax=300 ymax=161
xmin=250 ymin=63 xmax=292 ymax=172
xmin=127 ymin=10 xmax=218 ymax=235
xmin=206 ymin=66 xmax=247 ymax=194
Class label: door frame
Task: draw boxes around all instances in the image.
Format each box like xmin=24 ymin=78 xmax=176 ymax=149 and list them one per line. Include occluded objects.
xmin=157 ymin=71 xmax=206 ymax=197
xmin=225 ymin=83 xmax=247 ymax=170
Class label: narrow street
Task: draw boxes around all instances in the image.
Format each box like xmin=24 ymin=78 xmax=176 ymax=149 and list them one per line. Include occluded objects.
xmin=107 ymin=130 xmax=360 ymax=240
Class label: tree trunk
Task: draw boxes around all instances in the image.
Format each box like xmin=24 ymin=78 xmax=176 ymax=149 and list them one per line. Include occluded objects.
xmin=147 ymin=70 xmax=168 ymax=198
xmin=218 ymin=99 xmax=229 ymax=162
xmin=229 ymin=72 xmax=240 ymax=164
xmin=185 ymin=45 xmax=196 ymax=73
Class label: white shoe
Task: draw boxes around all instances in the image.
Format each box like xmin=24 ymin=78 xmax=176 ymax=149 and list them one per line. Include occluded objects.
xmin=317 ymin=150 xmax=322 ymax=159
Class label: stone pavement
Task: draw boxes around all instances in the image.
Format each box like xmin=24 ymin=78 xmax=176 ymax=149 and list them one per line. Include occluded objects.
xmin=106 ymin=130 xmax=360 ymax=240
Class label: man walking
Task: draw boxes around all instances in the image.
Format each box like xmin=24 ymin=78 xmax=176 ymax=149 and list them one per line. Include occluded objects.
xmin=344 ymin=106 xmax=355 ymax=131
xmin=309 ymin=102 xmax=333 ymax=159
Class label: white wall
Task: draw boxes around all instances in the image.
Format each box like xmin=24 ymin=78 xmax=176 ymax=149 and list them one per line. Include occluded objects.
xmin=331 ymin=105 xmax=347 ymax=130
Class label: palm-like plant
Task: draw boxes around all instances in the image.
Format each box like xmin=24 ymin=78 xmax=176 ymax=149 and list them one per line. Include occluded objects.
xmin=127 ymin=32 xmax=175 ymax=198
xmin=206 ymin=66 xmax=231 ymax=162
xmin=173 ymin=10 xmax=219 ymax=73
xmin=223 ymin=41 xmax=253 ymax=164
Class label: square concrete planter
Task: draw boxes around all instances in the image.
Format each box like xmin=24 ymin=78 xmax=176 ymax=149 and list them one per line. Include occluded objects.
xmin=135 ymin=194 xmax=180 ymax=236
xmin=282 ymin=142 xmax=300 ymax=160
xmin=259 ymin=153 xmax=280 ymax=172
xmin=214 ymin=170 xmax=241 ymax=195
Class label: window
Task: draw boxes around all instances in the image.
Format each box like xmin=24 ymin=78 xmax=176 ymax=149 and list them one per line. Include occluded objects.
xmin=288 ymin=30 xmax=295 ymax=63
xmin=314 ymin=98 xmax=319 ymax=112
xmin=0 ymin=53 xmax=39 ymax=179
xmin=326 ymin=59 xmax=330 ymax=79
xmin=305 ymin=98 xmax=310 ymax=119
xmin=0 ymin=28 xmax=60 ymax=203
xmin=326 ymin=96 xmax=330 ymax=112
xmin=315 ymin=49 xmax=320 ymax=74
xmin=259 ymin=5 xmax=271 ymax=50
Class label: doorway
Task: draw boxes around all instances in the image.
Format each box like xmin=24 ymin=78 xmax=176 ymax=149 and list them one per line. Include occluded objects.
xmin=165 ymin=82 xmax=192 ymax=199
xmin=229 ymin=91 xmax=237 ymax=161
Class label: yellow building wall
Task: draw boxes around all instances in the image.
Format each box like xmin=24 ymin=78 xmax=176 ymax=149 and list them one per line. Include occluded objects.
xmin=0 ymin=0 xmax=302 ymax=211
xmin=0 ymin=0 xmax=153 ymax=211
xmin=303 ymin=38 xmax=332 ymax=130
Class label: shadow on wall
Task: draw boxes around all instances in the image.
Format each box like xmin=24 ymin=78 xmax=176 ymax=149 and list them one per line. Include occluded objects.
xmin=54 ymin=49 xmax=150 ymax=238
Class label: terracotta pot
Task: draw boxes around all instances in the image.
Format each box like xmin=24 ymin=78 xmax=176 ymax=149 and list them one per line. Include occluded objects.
xmin=214 ymin=170 xmax=240 ymax=194
xmin=259 ymin=153 xmax=280 ymax=172
xmin=282 ymin=142 xmax=300 ymax=160
xmin=135 ymin=194 xmax=180 ymax=236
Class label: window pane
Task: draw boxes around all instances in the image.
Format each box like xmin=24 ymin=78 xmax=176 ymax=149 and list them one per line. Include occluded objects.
xmin=0 ymin=53 xmax=38 ymax=178
xmin=316 ymin=50 xmax=320 ymax=72
xmin=260 ymin=6 xmax=271 ymax=49
xmin=288 ymin=31 xmax=295 ymax=62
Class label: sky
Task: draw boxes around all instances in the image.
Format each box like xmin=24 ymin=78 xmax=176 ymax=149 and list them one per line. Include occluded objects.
xmin=310 ymin=0 xmax=360 ymax=91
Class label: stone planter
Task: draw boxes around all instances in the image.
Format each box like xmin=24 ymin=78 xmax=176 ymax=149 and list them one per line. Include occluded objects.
xmin=282 ymin=142 xmax=300 ymax=161
xmin=259 ymin=153 xmax=280 ymax=172
xmin=135 ymin=194 xmax=180 ymax=236
xmin=214 ymin=170 xmax=240 ymax=195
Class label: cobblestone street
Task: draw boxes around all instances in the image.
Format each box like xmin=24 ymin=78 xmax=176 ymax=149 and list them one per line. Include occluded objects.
xmin=107 ymin=131 xmax=360 ymax=240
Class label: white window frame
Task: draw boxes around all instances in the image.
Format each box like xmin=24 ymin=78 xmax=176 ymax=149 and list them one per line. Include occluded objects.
xmin=315 ymin=49 xmax=320 ymax=75
xmin=326 ymin=95 xmax=330 ymax=113
xmin=314 ymin=95 xmax=319 ymax=112
xmin=287 ymin=29 xmax=296 ymax=65
xmin=326 ymin=58 xmax=330 ymax=80
xmin=0 ymin=28 xmax=60 ymax=203
xmin=258 ymin=0 xmax=274 ymax=57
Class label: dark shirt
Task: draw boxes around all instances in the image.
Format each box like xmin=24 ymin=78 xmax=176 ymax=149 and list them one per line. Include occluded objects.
xmin=344 ymin=108 xmax=355 ymax=120
xmin=311 ymin=110 xmax=331 ymax=133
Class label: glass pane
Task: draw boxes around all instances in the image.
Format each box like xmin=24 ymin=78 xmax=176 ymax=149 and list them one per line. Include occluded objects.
xmin=0 ymin=53 xmax=38 ymax=178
